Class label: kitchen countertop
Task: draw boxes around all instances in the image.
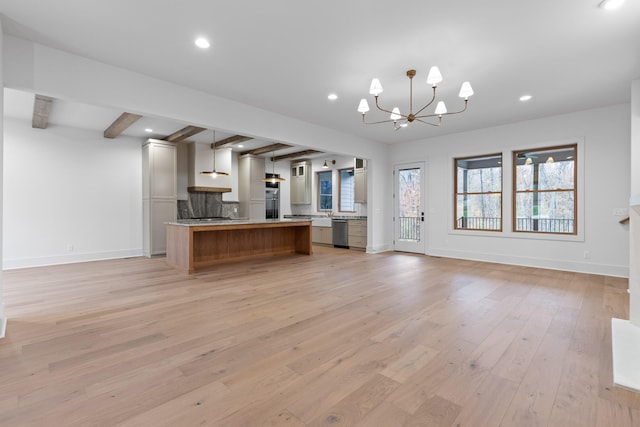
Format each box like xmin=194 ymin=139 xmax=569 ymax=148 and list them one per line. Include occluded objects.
xmin=167 ymin=218 xmax=312 ymax=227
xmin=284 ymin=214 xmax=368 ymax=220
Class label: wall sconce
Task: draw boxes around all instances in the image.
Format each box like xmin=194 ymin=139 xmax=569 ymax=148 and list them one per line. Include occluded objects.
xmin=322 ymin=160 xmax=336 ymax=169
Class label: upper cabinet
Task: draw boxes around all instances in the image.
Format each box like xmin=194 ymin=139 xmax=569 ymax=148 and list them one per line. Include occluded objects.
xmin=354 ymin=158 xmax=367 ymax=203
xmin=291 ymin=160 xmax=312 ymax=205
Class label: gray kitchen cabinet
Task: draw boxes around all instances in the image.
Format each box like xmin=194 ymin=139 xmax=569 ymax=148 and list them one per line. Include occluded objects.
xmin=354 ymin=158 xmax=367 ymax=203
xmin=238 ymin=154 xmax=266 ymax=220
xmin=348 ymin=219 xmax=367 ymax=250
xmin=143 ymin=139 xmax=177 ymax=257
xmin=312 ymin=226 xmax=333 ymax=245
xmin=290 ymin=160 xmax=312 ymax=205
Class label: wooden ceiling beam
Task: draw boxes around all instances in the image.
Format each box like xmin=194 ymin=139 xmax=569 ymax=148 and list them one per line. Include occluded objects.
xmin=214 ymin=135 xmax=253 ymax=148
xmin=162 ymin=126 xmax=206 ymax=143
xmin=240 ymin=143 xmax=292 ymax=156
xmin=32 ymin=95 xmax=54 ymax=129
xmin=272 ymin=149 xmax=322 ymax=162
xmin=103 ymin=112 xmax=142 ymax=138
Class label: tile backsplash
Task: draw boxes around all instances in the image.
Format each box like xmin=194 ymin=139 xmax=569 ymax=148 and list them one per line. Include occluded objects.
xmin=177 ymin=192 xmax=240 ymax=219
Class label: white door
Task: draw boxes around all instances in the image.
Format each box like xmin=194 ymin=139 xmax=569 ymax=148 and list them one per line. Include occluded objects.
xmin=394 ymin=162 xmax=426 ymax=253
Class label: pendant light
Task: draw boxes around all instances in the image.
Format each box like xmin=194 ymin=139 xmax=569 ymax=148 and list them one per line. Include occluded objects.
xmin=261 ymin=151 xmax=286 ymax=183
xmin=200 ymin=130 xmax=229 ymax=177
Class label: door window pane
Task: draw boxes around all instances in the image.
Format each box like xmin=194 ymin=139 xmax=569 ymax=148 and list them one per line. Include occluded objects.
xmin=398 ymin=167 xmax=421 ymax=241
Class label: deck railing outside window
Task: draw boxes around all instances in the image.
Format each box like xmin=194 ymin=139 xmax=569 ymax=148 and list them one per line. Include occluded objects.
xmin=399 ymin=216 xmax=420 ymax=240
xmin=457 ymin=216 xmax=574 ymax=233
xmin=456 ymin=216 xmax=501 ymax=230
xmin=515 ymin=217 xmax=574 ymax=233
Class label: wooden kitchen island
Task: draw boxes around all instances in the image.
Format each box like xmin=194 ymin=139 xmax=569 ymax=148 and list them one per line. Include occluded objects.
xmin=165 ymin=219 xmax=312 ymax=274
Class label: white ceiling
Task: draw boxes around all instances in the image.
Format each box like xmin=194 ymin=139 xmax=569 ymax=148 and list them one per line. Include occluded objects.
xmin=1 ymin=0 xmax=639 ymax=146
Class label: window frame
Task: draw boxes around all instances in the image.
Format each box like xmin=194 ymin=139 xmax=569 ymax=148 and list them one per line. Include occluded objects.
xmin=453 ymin=153 xmax=503 ymax=232
xmin=316 ymin=170 xmax=333 ymax=212
xmin=512 ymin=143 xmax=577 ymax=235
xmin=338 ymin=167 xmax=356 ymax=213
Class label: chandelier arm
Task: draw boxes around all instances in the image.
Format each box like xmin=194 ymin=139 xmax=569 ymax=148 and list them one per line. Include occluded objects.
xmin=413 ymin=86 xmax=437 ymax=116
xmin=374 ymin=96 xmax=409 ymax=119
xmin=361 ymin=115 xmax=404 ymax=125
xmin=415 ymin=99 xmax=469 ymax=120
xmin=414 ymin=117 xmax=443 ymax=127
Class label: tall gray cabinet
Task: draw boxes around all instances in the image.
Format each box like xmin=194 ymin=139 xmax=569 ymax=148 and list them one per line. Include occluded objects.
xmin=238 ymin=154 xmax=266 ymax=219
xmin=143 ymin=139 xmax=177 ymax=257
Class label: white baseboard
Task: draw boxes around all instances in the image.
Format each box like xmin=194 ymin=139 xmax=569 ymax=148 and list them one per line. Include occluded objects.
xmin=366 ymin=244 xmax=391 ymax=254
xmin=0 ymin=300 xmax=6 ymax=338
xmin=427 ymin=248 xmax=629 ymax=278
xmin=2 ymin=248 xmax=143 ymax=270
xmin=611 ymin=318 xmax=640 ymax=393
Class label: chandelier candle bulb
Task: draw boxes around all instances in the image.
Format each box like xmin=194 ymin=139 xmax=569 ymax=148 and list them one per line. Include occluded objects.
xmin=435 ymin=101 xmax=447 ymax=115
xmin=427 ymin=66 xmax=443 ymax=86
xmin=390 ymin=107 xmax=402 ymax=121
xmin=459 ymin=82 xmax=474 ymax=99
xmin=369 ymin=78 xmax=384 ymax=96
xmin=357 ymin=99 xmax=370 ymax=113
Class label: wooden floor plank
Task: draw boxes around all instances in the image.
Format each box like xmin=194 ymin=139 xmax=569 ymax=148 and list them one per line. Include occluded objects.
xmin=0 ymin=246 xmax=636 ymax=426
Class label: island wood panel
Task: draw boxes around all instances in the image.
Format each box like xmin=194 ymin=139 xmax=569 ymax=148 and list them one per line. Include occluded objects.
xmin=166 ymin=221 xmax=312 ymax=273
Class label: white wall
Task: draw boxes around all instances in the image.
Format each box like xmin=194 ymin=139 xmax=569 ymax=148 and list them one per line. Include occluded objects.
xmin=630 ymin=80 xmax=640 ymax=325
xmin=0 ymin=22 xmax=6 ymax=337
xmin=2 ymin=117 xmax=143 ymax=269
xmin=392 ymin=104 xmax=631 ymax=277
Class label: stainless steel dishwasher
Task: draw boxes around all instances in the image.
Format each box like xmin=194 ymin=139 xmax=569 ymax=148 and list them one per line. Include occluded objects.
xmin=332 ymin=219 xmax=349 ymax=248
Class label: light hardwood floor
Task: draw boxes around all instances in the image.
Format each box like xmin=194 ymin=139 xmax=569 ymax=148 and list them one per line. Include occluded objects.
xmin=0 ymin=246 xmax=638 ymax=426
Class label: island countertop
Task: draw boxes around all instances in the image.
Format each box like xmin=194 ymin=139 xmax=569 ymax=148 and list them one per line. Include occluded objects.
xmin=167 ymin=218 xmax=312 ymax=227
xmin=165 ymin=219 xmax=312 ymax=273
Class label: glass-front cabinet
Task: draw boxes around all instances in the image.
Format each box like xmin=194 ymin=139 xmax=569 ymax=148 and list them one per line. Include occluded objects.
xmin=291 ymin=160 xmax=311 ymax=204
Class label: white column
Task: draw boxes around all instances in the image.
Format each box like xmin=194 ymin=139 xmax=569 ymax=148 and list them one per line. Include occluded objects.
xmin=611 ymin=79 xmax=640 ymax=392
xmin=630 ymin=79 xmax=640 ymax=327
xmin=0 ymin=21 xmax=7 ymax=338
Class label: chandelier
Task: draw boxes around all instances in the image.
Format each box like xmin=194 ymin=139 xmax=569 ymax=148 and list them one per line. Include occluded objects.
xmin=357 ymin=67 xmax=474 ymax=130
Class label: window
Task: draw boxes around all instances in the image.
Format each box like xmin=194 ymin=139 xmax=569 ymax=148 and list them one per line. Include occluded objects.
xmin=317 ymin=171 xmax=332 ymax=211
xmin=513 ymin=144 xmax=576 ymax=234
xmin=339 ymin=168 xmax=355 ymax=212
xmin=454 ymin=154 xmax=502 ymax=231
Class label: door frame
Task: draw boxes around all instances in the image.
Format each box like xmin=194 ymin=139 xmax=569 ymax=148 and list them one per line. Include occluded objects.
xmin=393 ymin=161 xmax=427 ymax=254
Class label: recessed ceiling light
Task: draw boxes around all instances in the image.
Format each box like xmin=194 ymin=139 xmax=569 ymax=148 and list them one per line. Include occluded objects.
xmin=144 ymin=128 xmax=153 ymax=133
xmin=328 ymin=93 xmax=338 ymax=100
xmin=519 ymin=95 xmax=532 ymax=102
xmin=599 ymin=0 xmax=624 ymax=10
xmin=195 ymin=38 xmax=210 ymax=49
xmin=237 ymin=144 xmax=244 ymax=148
